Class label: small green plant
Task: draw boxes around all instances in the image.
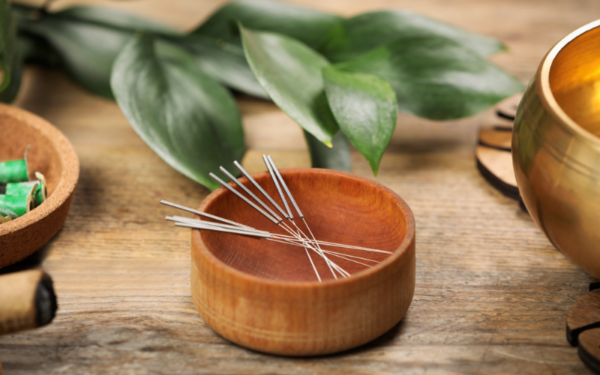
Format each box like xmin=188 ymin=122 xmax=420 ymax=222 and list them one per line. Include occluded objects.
xmin=0 ymin=0 xmax=524 ymax=190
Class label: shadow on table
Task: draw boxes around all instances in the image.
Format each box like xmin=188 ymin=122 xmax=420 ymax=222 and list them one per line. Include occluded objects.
xmin=236 ymin=318 xmax=407 ymax=360
xmin=0 ymin=244 xmax=52 ymax=275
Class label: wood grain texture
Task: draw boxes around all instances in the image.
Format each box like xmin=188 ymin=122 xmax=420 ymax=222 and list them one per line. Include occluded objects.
xmin=192 ymin=169 xmax=415 ymax=355
xmin=0 ymin=0 xmax=598 ymax=373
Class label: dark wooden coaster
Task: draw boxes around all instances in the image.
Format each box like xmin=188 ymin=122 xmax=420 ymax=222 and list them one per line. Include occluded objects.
xmin=475 ymin=94 xmax=526 ymax=209
xmin=567 ymin=280 xmax=600 ymax=374
xmin=476 ymin=145 xmax=520 ymax=201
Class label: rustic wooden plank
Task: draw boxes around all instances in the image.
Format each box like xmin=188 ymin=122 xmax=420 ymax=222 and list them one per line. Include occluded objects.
xmin=1 ymin=0 xmax=599 ymax=373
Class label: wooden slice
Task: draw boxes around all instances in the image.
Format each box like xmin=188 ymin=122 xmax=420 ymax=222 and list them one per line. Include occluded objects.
xmin=566 ymin=282 xmax=600 ymax=374
xmin=479 ymin=128 xmax=512 ymax=151
xmin=475 ymin=145 xmax=520 ymax=201
xmin=579 ymin=328 xmax=600 ymax=374
xmin=567 ymin=289 xmax=600 ymax=345
xmin=475 ymin=94 xmax=525 ymax=208
xmin=495 ymin=93 xmax=522 ymax=124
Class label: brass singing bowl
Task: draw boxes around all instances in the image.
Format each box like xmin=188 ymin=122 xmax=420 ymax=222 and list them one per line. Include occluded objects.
xmin=513 ymin=20 xmax=600 ymax=278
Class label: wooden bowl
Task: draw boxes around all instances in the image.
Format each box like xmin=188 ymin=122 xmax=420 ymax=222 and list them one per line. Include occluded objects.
xmin=0 ymin=103 xmax=79 ymax=268
xmin=513 ymin=20 xmax=600 ymax=278
xmin=191 ymin=169 xmax=416 ymax=356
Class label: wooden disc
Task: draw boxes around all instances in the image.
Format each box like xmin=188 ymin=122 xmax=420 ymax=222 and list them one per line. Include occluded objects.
xmin=475 ymin=94 xmax=524 ymax=205
xmin=479 ymin=128 xmax=512 ymax=151
xmin=475 ymin=145 xmax=519 ymax=201
xmin=566 ymin=281 xmax=600 ymax=374
xmin=495 ymin=93 xmax=522 ymax=124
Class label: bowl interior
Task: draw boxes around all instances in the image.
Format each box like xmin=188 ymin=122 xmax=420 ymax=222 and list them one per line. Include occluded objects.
xmin=549 ymin=25 xmax=600 ymax=138
xmin=0 ymin=111 xmax=63 ymax=196
xmin=200 ymin=170 xmax=411 ymax=282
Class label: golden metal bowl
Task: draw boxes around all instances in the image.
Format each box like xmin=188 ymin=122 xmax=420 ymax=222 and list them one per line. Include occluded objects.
xmin=513 ymin=20 xmax=600 ymax=277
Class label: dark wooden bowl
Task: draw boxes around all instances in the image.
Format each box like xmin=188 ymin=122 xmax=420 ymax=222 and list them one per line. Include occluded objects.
xmin=191 ymin=169 xmax=416 ymax=356
xmin=0 ymin=103 xmax=79 ymax=268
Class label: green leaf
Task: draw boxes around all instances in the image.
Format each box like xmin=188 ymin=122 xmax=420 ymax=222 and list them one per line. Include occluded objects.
xmin=111 ymin=35 xmax=245 ymax=191
xmin=193 ymin=0 xmax=342 ymax=50
xmin=183 ymin=0 xmax=343 ymax=98
xmin=17 ymin=13 xmax=133 ymax=98
xmin=323 ymin=67 xmax=396 ymax=175
xmin=180 ymin=38 xmax=267 ymax=98
xmin=0 ymin=0 xmax=22 ymax=103
xmin=333 ymin=36 xmax=524 ymax=120
xmin=320 ymin=10 xmax=506 ymax=63
xmin=56 ymin=6 xmax=182 ymax=36
xmin=304 ymin=130 xmax=351 ymax=172
xmin=240 ymin=26 xmax=338 ymax=145
xmin=14 ymin=5 xmax=181 ymax=98
xmin=0 ymin=35 xmax=23 ymax=103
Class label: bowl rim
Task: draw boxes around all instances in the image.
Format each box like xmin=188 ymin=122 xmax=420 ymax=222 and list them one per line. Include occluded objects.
xmin=537 ymin=18 xmax=600 ymax=148
xmin=0 ymin=103 xmax=80 ymax=236
xmin=191 ymin=168 xmax=416 ymax=288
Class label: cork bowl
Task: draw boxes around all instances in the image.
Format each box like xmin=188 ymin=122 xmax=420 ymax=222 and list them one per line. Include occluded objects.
xmin=191 ymin=168 xmax=416 ymax=356
xmin=0 ymin=103 xmax=79 ymax=268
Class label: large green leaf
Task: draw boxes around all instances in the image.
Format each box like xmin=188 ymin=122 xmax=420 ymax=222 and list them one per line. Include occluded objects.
xmin=0 ymin=0 xmax=19 ymax=102
xmin=304 ymin=130 xmax=351 ymax=172
xmin=323 ymin=66 xmax=396 ymax=175
xmin=240 ymin=26 xmax=338 ymax=145
xmin=14 ymin=5 xmax=181 ymax=98
xmin=111 ymin=35 xmax=245 ymax=191
xmin=184 ymin=0 xmax=342 ymax=98
xmin=193 ymin=0 xmax=342 ymax=50
xmin=180 ymin=37 xmax=267 ymax=98
xmin=320 ymin=10 xmax=506 ymax=63
xmin=17 ymin=13 xmax=132 ymax=98
xmin=333 ymin=36 xmax=524 ymax=120
xmin=56 ymin=6 xmax=182 ymax=36
xmin=0 ymin=35 xmax=23 ymax=103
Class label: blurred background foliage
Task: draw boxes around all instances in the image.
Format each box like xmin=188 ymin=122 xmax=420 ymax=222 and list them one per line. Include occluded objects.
xmin=0 ymin=0 xmax=524 ymax=190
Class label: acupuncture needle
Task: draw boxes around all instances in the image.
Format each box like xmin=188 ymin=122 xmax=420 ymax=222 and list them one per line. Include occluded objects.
xmin=169 ymin=216 xmax=379 ymax=270
xmin=261 ymin=155 xmax=328 ymax=279
xmin=219 ymin=166 xmax=283 ymax=223
xmin=172 ymin=218 xmax=351 ymax=276
xmin=214 ymin=168 xmax=304 ymax=239
xmin=162 ymin=201 xmax=390 ymax=254
xmin=168 ymin=212 xmax=391 ymax=254
xmin=261 ymin=155 xmax=345 ymax=279
xmin=166 ymin=211 xmax=391 ymax=254
xmin=233 ymin=161 xmax=289 ymax=220
xmin=166 ymin=216 xmax=268 ymax=234
xmin=265 ymin=155 xmax=339 ymax=278
xmin=262 ymin=155 xmax=293 ymax=219
xmin=169 ymin=217 xmax=268 ymax=235
xmin=208 ymin=172 xmax=313 ymax=265
xmin=264 ymin=156 xmax=390 ymax=255
xmin=209 ymin=173 xmax=280 ymax=225
xmin=267 ymin=238 xmax=378 ymax=266
xmin=173 ymin=221 xmax=270 ymax=238
xmin=163 ymin=200 xmax=388 ymax=261
xmin=167 ymin=215 xmax=378 ymax=275
xmin=160 ymin=200 xmax=255 ymax=230
xmin=219 ymin=166 xmax=305 ymax=239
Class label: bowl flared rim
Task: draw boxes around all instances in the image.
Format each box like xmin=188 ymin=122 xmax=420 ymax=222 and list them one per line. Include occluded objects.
xmin=191 ymin=168 xmax=416 ymax=289
xmin=0 ymin=103 xmax=80 ymax=237
xmin=538 ymin=19 xmax=600 ymax=148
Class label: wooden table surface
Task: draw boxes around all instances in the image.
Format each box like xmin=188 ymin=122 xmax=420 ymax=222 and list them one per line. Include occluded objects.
xmin=1 ymin=0 xmax=600 ymax=373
